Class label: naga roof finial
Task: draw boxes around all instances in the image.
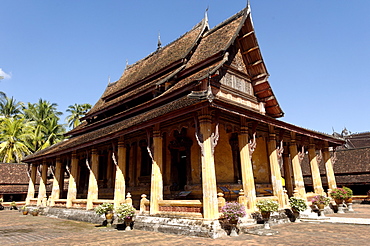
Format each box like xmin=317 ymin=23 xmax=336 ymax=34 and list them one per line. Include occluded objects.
xmin=157 ymin=32 xmax=162 ymax=50
xmin=125 ymin=59 xmax=129 ymax=70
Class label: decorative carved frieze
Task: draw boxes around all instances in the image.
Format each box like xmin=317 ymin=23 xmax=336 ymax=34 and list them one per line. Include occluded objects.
xmin=146 ymin=128 xmax=154 ymax=160
xmin=220 ymin=72 xmax=252 ymax=95
xmin=277 ymin=140 xmax=284 ymax=160
xmin=194 ymin=111 xmax=219 ymax=156
xmin=85 ymin=158 xmax=91 ymax=171
xmin=331 ymin=151 xmax=337 ymax=166
xmin=210 ymin=123 xmax=220 ymax=155
xmin=298 ymin=146 xmax=305 ymax=164
xmin=249 ymin=132 xmax=257 ymax=156
xmin=36 ymin=165 xmax=42 ymax=177
xmin=316 ymin=150 xmax=323 ymax=164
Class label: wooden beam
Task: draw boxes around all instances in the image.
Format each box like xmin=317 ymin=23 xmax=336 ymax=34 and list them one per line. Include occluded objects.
xmin=239 ymin=31 xmax=254 ymax=40
xmin=264 ymin=104 xmax=279 ymax=109
xmin=252 ymin=77 xmax=268 ymax=86
xmin=252 ymin=73 xmax=268 ymax=80
xmin=249 ymin=60 xmax=263 ymax=67
xmin=255 ymin=88 xmax=271 ymax=95
xmin=259 ymin=96 xmax=275 ymax=102
xmin=242 ymin=46 xmax=259 ymax=55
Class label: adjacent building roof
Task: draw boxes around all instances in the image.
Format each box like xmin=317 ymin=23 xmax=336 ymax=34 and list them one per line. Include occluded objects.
xmin=0 ymin=163 xmax=30 ymax=194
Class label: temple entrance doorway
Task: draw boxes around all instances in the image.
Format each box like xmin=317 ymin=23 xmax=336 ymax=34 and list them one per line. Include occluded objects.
xmin=169 ymin=128 xmax=193 ymax=191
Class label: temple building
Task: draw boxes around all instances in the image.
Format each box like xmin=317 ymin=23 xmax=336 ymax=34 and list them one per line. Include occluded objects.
xmin=23 ymin=4 xmax=344 ymax=237
xmin=303 ymin=131 xmax=370 ymax=195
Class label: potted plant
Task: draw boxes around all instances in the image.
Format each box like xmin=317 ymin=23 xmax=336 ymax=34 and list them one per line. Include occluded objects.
xmin=220 ymin=202 xmax=246 ymax=224
xmin=330 ymin=188 xmax=348 ymax=204
xmin=256 ymin=198 xmax=279 ymax=228
xmin=94 ymin=202 xmax=114 ymax=226
xmin=343 ymin=187 xmax=353 ymax=203
xmin=10 ymin=201 xmax=18 ymax=210
xmin=115 ymin=203 xmax=136 ymax=231
xmin=31 ymin=208 xmax=39 ymax=216
xmin=289 ymin=197 xmax=307 ymax=221
xmin=21 ymin=206 xmax=28 ymax=215
xmin=311 ymin=195 xmax=330 ymax=209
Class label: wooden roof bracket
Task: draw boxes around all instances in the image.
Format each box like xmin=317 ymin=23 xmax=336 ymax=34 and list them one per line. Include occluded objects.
xmin=146 ymin=128 xmax=153 ymax=160
xmin=260 ymin=96 xmax=275 ymax=102
xmin=187 ymin=52 xmax=229 ymax=101
xmin=242 ymin=46 xmax=259 ymax=55
xmin=239 ymin=30 xmax=254 ymax=40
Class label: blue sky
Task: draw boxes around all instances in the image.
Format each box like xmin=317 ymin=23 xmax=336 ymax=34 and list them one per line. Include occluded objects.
xmin=1 ymin=1 xmax=370 ymax=134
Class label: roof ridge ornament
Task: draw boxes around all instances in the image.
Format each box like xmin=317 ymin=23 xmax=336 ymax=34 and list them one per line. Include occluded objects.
xmin=204 ymin=6 xmax=209 ymax=29
xmin=157 ymin=32 xmax=162 ymax=50
xmin=125 ymin=59 xmax=129 ymax=71
xmin=246 ymin=0 xmax=251 ymax=16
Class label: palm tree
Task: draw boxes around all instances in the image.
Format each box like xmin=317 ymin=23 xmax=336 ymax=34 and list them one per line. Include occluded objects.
xmin=23 ymin=99 xmax=62 ymax=125
xmin=23 ymin=99 xmax=64 ymax=152
xmin=66 ymin=103 xmax=92 ymax=128
xmin=0 ymin=97 xmax=23 ymax=118
xmin=41 ymin=117 xmax=66 ymax=149
xmin=0 ymin=117 xmax=33 ymax=163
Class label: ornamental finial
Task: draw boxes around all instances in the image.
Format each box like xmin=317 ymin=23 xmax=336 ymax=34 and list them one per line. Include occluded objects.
xmin=157 ymin=32 xmax=162 ymax=50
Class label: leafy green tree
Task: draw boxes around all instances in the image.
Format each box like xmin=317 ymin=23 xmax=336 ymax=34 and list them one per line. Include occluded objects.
xmin=41 ymin=117 xmax=65 ymax=149
xmin=0 ymin=117 xmax=33 ymax=163
xmin=66 ymin=103 xmax=92 ymax=128
xmin=23 ymin=99 xmax=65 ymax=152
xmin=0 ymin=97 xmax=23 ymax=118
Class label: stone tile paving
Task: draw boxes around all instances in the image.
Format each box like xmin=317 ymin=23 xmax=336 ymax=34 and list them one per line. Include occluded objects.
xmin=1 ymin=204 xmax=369 ymax=246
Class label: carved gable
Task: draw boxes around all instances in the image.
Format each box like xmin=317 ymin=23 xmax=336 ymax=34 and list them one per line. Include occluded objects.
xmin=230 ymin=48 xmax=248 ymax=74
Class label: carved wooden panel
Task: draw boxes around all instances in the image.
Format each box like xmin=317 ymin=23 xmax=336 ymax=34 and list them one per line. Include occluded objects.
xmin=221 ymin=73 xmax=252 ymax=95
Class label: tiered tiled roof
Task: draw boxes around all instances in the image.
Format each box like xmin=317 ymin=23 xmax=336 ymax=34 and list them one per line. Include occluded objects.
xmin=0 ymin=163 xmax=30 ymax=194
xmin=23 ymin=4 xmax=343 ymax=163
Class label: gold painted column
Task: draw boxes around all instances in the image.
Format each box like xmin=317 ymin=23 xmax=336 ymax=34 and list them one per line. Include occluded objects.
xmin=238 ymin=118 xmax=256 ymax=211
xmin=289 ymin=133 xmax=307 ymax=200
xmin=37 ymin=161 xmax=48 ymax=206
xmin=50 ymin=157 xmax=62 ymax=206
xmin=26 ymin=164 xmax=37 ymax=205
xmin=267 ymin=126 xmax=285 ymax=208
xmin=199 ymin=109 xmax=219 ymax=220
xmin=323 ymin=142 xmax=337 ymax=190
xmin=308 ymin=140 xmax=324 ymax=195
xmin=114 ymin=139 xmax=127 ymax=208
xmin=67 ymin=152 xmax=78 ymax=208
xmin=150 ymin=125 xmax=163 ymax=214
xmin=87 ymin=148 xmax=99 ymax=210
xmin=283 ymin=152 xmax=294 ymax=197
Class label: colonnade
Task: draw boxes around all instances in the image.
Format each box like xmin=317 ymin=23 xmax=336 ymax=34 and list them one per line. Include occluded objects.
xmin=25 ymin=112 xmax=338 ymax=219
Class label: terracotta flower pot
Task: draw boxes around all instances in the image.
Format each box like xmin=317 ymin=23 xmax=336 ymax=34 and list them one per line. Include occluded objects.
xmin=261 ymin=211 xmax=271 ymax=221
xmin=124 ymin=218 xmax=133 ymax=231
xmin=335 ymin=199 xmax=343 ymax=205
xmin=292 ymin=208 xmax=300 ymax=219
xmin=229 ymin=219 xmax=238 ymax=225
xmin=22 ymin=210 xmax=28 ymax=215
xmin=345 ymin=198 xmax=353 ymax=203
xmin=317 ymin=204 xmax=325 ymax=210
xmin=105 ymin=212 xmax=113 ymax=220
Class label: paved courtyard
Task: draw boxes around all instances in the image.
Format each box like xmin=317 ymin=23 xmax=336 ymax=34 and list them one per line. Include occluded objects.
xmin=1 ymin=204 xmax=369 ymax=246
